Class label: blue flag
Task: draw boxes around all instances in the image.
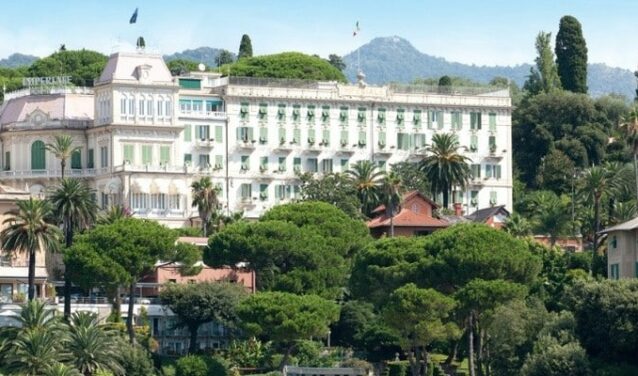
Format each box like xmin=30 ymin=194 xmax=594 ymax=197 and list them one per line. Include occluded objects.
xmin=129 ymin=8 xmax=138 ymax=24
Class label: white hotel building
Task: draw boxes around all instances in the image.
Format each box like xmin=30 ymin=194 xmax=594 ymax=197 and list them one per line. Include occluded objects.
xmin=0 ymin=52 xmax=512 ymax=226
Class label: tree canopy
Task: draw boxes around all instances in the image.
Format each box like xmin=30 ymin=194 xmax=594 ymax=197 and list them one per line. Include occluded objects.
xmin=555 ymin=15 xmax=588 ymax=93
xmin=27 ymin=49 xmax=107 ymax=86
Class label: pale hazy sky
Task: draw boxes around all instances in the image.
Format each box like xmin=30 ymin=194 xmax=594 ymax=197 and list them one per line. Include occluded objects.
xmin=0 ymin=0 xmax=636 ymax=69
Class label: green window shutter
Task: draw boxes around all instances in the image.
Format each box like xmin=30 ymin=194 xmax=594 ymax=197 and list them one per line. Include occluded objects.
xmin=4 ymin=151 xmax=10 ymax=170
xmin=322 ymin=129 xmax=330 ymax=146
xmin=357 ymin=107 xmax=366 ymax=123
xmin=308 ymin=129 xmax=316 ymax=144
xmin=184 ymin=153 xmax=192 ymax=163
xmin=293 ymin=157 xmax=302 ymax=172
xmin=258 ymin=103 xmax=268 ymax=118
xmin=278 ymin=128 xmax=286 ymax=144
xmin=377 ymin=108 xmax=386 ymax=124
xmin=142 ymin=145 xmax=153 ymax=165
xmin=87 ymin=149 xmax=94 ymax=168
xmin=340 ymin=159 xmax=349 ymax=171
xmin=293 ymin=128 xmax=301 ymax=144
xmin=471 ymin=112 xmax=482 ymax=130
xmin=260 ymin=156 xmax=268 ymax=171
xmin=489 ymin=136 xmax=497 ymax=152
xmin=414 ymin=134 xmax=425 ymax=148
xmin=470 ymin=134 xmax=478 ymax=151
xmin=292 ymin=105 xmax=301 ymax=121
xmin=215 ymin=126 xmax=223 ymax=143
xmin=321 ymin=105 xmax=330 ymax=122
xmin=397 ymin=133 xmax=407 ymax=150
xmin=278 ymin=157 xmax=286 ymax=171
xmin=358 ymin=131 xmax=366 ymax=146
xmin=490 ymin=191 xmax=497 ymax=205
xmin=259 ymin=127 xmax=268 ymax=143
xmin=413 ymin=110 xmax=422 ymax=127
xmin=215 ymin=155 xmax=223 ymax=168
xmin=307 ymin=105 xmax=315 ymax=121
xmin=160 ymin=146 xmax=170 ymax=164
xmin=340 ymin=130 xmax=349 ymax=146
xmin=277 ymin=104 xmax=286 ymax=120
xmin=71 ymin=149 xmax=82 ymax=169
xmin=428 ymin=111 xmax=435 ymax=129
xmin=260 ymin=184 xmax=268 ymax=200
xmin=452 ymin=112 xmax=462 ymax=130
xmin=378 ymin=160 xmax=386 ymax=171
xmin=437 ymin=111 xmax=444 ymax=129
xmin=241 ymin=155 xmax=250 ymax=170
xmin=489 ymin=113 xmax=497 ymax=131
xmin=396 ymin=108 xmax=405 ymax=125
xmin=486 ymin=165 xmax=493 ymax=178
xmin=240 ymin=103 xmax=249 ymax=119
xmin=123 ymin=144 xmax=134 ymax=163
xmin=241 ymin=184 xmax=252 ymax=199
xmin=471 ymin=164 xmax=481 ymax=179
xmin=339 ymin=107 xmax=348 ymax=124
xmin=378 ymin=131 xmax=386 ymax=147
xmin=184 ymin=125 xmax=192 ymax=141
xmin=31 ymin=140 xmax=46 ymax=170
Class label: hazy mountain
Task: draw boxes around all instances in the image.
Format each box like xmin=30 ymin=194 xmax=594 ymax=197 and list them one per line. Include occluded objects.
xmin=0 ymin=53 xmax=38 ymax=68
xmin=163 ymin=47 xmax=236 ymax=69
xmin=343 ymin=36 xmax=635 ymax=98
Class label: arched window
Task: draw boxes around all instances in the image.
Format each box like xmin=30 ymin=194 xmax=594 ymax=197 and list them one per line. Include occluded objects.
xmin=31 ymin=140 xmax=46 ymax=170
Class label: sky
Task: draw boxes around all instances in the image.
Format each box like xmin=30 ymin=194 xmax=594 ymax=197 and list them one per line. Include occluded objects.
xmin=0 ymin=0 xmax=637 ymax=70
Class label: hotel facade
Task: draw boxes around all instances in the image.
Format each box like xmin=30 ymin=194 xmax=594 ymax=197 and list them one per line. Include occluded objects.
xmin=0 ymin=52 xmax=513 ymax=226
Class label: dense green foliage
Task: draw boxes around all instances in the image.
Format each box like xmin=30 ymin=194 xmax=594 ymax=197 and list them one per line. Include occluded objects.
xmin=27 ymin=49 xmax=107 ymax=86
xmin=222 ymin=52 xmax=347 ymax=82
xmin=238 ymin=34 xmax=253 ymax=59
xmin=555 ymin=16 xmax=588 ymax=93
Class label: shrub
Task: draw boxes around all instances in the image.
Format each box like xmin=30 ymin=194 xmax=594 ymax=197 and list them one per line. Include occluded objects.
xmin=118 ymin=342 xmax=157 ymax=376
xmin=176 ymin=356 xmax=208 ymax=376
xmin=386 ymin=361 xmax=410 ymax=376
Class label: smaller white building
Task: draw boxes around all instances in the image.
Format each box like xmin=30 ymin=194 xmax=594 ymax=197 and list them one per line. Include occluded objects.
xmin=602 ymin=217 xmax=638 ymax=280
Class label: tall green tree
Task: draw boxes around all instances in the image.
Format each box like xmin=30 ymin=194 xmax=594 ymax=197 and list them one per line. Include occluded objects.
xmin=160 ymin=282 xmax=247 ymax=354
xmin=0 ymin=198 xmax=61 ymax=301
xmin=217 ymin=49 xmax=235 ymax=66
xmin=390 ymin=162 xmax=430 ymax=195
xmin=66 ymin=312 xmax=124 ymax=375
xmin=237 ymin=292 xmax=339 ymax=369
xmin=49 ymin=178 xmax=98 ymax=318
xmin=238 ymin=34 xmax=253 ymax=59
xmin=382 ymin=283 xmax=459 ymax=376
xmin=420 ymin=133 xmax=471 ymax=208
xmin=327 ymin=54 xmax=346 ymax=71
xmin=46 ymin=134 xmax=79 ymax=180
xmin=555 ymin=15 xmax=588 ymax=93
xmin=532 ymin=32 xmax=561 ymax=93
xmin=347 ymin=160 xmax=385 ymax=216
xmin=381 ymin=171 xmax=403 ymax=237
xmin=191 ymin=176 xmax=220 ymax=236
xmin=528 ymin=191 xmax=573 ymax=247
xmin=619 ymin=106 xmax=638 ymax=202
xmin=298 ymin=172 xmax=361 ymax=218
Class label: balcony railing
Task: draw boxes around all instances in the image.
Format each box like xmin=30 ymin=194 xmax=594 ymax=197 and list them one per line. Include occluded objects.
xmin=179 ymin=110 xmax=227 ymax=120
xmin=0 ymin=169 xmax=96 ymax=179
xmin=112 ymin=163 xmax=192 ymax=174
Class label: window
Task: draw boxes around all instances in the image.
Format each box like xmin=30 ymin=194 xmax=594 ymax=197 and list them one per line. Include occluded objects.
xmin=240 ymin=102 xmax=249 ymax=119
xmin=183 ymin=125 xmax=192 ymax=142
xmin=396 ymin=108 xmax=405 ymax=125
xmin=179 ymin=99 xmax=191 ymax=113
xmin=470 ymin=134 xmax=478 ymax=151
xmin=258 ymin=103 xmax=268 ymax=119
xmin=490 ymin=191 xmax=497 ymax=206
xmin=128 ymin=98 xmax=135 ymax=115
xmin=278 ymin=128 xmax=286 ymax=144
xmin=292 ymin=104 xmax=301 ymax=122
xmin=142 ymin=145 xmax=153 ymax=165
xmin=160 ymin=146 xmax=170 ymax=165
xmin=413 ymin=110 xmax=422 ymax=127
xmin=358 ymin=131 xmax=367 ymax=146
xmin=293 ymin=128 xmax=301 ymax=144
xmin=240 ymin=184 xmax=252 ymax=199
xmin=308 ymin=129 xmax=316 ymax=145
xmin=100 ymin=146 xmax=108 ymax=168
xmin=214 ymin=155 xmax=223 ymax=169
xmin=340 ymin=130 xmax=349 ymax=146
xmin=71 ymin=149 xmax=82 ymax=169
xmin=101 ymin=193 xmax=109 ymax=209
xmin=259 ymin=127 xmax=268 ymax=144
xmin=451 ymin=111 xmax=462 ymax=130
xmin=199 ymin=154 xmax=210 ymax=168
xmin=157 ymin=99 xmax=164 ymax=117
xmin=378 ymin=160 xmax=386 ymax=171
xmin=150 ymin=193 xmax=166 ymax=210
xmin=485 ymin=164 xmax=502 ymax=179
xmin=611 ymin=235 xmax=617 ymax=249
xmin=307 ymin=105 xmax=315 ymax=121
xmin=397 ymin=133 xmax=411 ymax=150
xmin=215 ymin=126 xmax=223 ymax=143
xmin=428 ymin=111 xmax=443 ymax=129
xmin=260 ymin=156 xmax=268 ymax=172
xmin=192 ymin=100 xmax=202 ymax=113
xmin=184 ymin=153 xmax=192 ymax=164
xmin=139 ymin=99 xmax=145 ymax=116
xmin=237 ymin=127 xmax=254 ymax=142
xmin=339 ymin=106 xmax=349 ymax=124
xmin=87 ymin=149 xmax=94 ymax=168
xmin=293 ymin=157 xmax=302 ymax=172
xmin=165 ymin=100 xmax=172 ymax=116
xmin=123 ymin=144 xmax=134 ymax=164
xmin=470 ymin=190 xmax=479 ymax=206
xmin=240 ymin=155 xmax=250 ymax=171
xmin=120 ymin=97 xmax=127 ymax=115
xmin=197 ymin=125 xmax=210 ymax=140
xmin=277 ymin=104 xmax=286 ymax=121
xmin=489 ymin=113 xmax=497 ymax=132
xmin=278 ymin=157 xmax=286 ymax=172
xmin=259 ymin=184 xmax=269 ymax=200
xmin=321 ymin=159 xmax=333 ymax=173
xmin=307 ymin=158 xmax=318 ymax=173
xmin=206 ymin=100 xmax=220 ymax=113
xmin=470 ymin=112 xmax=482 ymax=130
xmin=321 ymin=105 xmax=330 ymax=123
xmin=321 ymin=129 xmax=330 ymax=146
xmin=471 ymin=164 xmax=481 ymax=179
xmin=610 ymin=263 xmax=620 ymax=280
xmin=377 ymin=108 xmax=386 ymax=124
xmin=147 ymin=99 xmax=154 ymax=117
xmin=413 ymin=134 xmax=426 ymax=149
xmin=4 ymin=151 xmax=10 ymax=171
xmin=378 ymin=131 xmax=387 ymax=148
xmin=340 ymin=159 xmax=349 ymax=171
xmin=357 ymin=107 xmax=366 ymax=123
xmin=31 ymin=140 xmax=46 ymax=170
xmin=168 ymin=194 xmax=181 ymax=210
xmin=489 ymin=136 xmax=497 ymax=152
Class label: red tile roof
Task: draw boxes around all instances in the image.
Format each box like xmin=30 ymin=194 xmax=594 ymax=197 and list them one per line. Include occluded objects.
xmin=371 ymin=190 xmax=438 ymax=214
xmin=367 ymin=208 xmax=449 ymax=228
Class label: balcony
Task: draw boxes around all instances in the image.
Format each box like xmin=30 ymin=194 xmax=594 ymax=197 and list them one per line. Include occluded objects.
xmin=112 ymin=163 xmax=191 ymax=174
xmin=374 ymin=143 xmax=394 ymax=156
xmin=236 ymin=140 xmax=257 ymax=150
xmin=409 ymin=147 xmax=427 ymax=158
xmin=194 ymin=138 xmax=215 ymax=148
xmin=0 ymin=168 xmax=96 ymax=179
xmin=274 ymin=140 xmax=295 ymax=152
xmin=179 ymin=110 xmax=227 ymax=120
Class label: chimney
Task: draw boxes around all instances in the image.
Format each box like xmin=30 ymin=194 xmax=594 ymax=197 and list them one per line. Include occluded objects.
xmin=453 ymin=202 xmax=463 ymax=217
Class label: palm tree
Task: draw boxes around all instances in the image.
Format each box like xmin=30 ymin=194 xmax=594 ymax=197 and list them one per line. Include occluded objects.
xmin=381 ymin=171 xmax=403 ymax=237
xmin=66 ymin=312 xmax=124 ymax=375
xmin=97 ymin=205 xmax=132 ymax=225
xmin=191 ymin=177 xmax=220 ymax=237
xmin=0 ymin=198 xmax=61 ymax=301
xmin=46 ymin=134 xmax=79 ymax=180
xmin=44 ymin=363 xmax=82 ymax=376
xmin=420 ymin=133 xmax=471 ymax=208
xmin=529 ymin=191 xmax=572 ymax=247
xmin=503 ymin=212 xmax=532 ymax=238
xmin=579 ymin=164 xmax=620 ymax=255
xmin=49 ymin=178 xmax=98 ymax=318
xmin=620 ymin=107 xmax=638 ymax=202
xmin=347 ymin=160 xmax=385 ymax=216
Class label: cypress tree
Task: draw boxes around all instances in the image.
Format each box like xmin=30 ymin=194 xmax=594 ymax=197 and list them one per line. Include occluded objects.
xmin=555 ymin=15 xmax=588 ymax=93
xmin=238 ymin=34 xmax=253 ymax=59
